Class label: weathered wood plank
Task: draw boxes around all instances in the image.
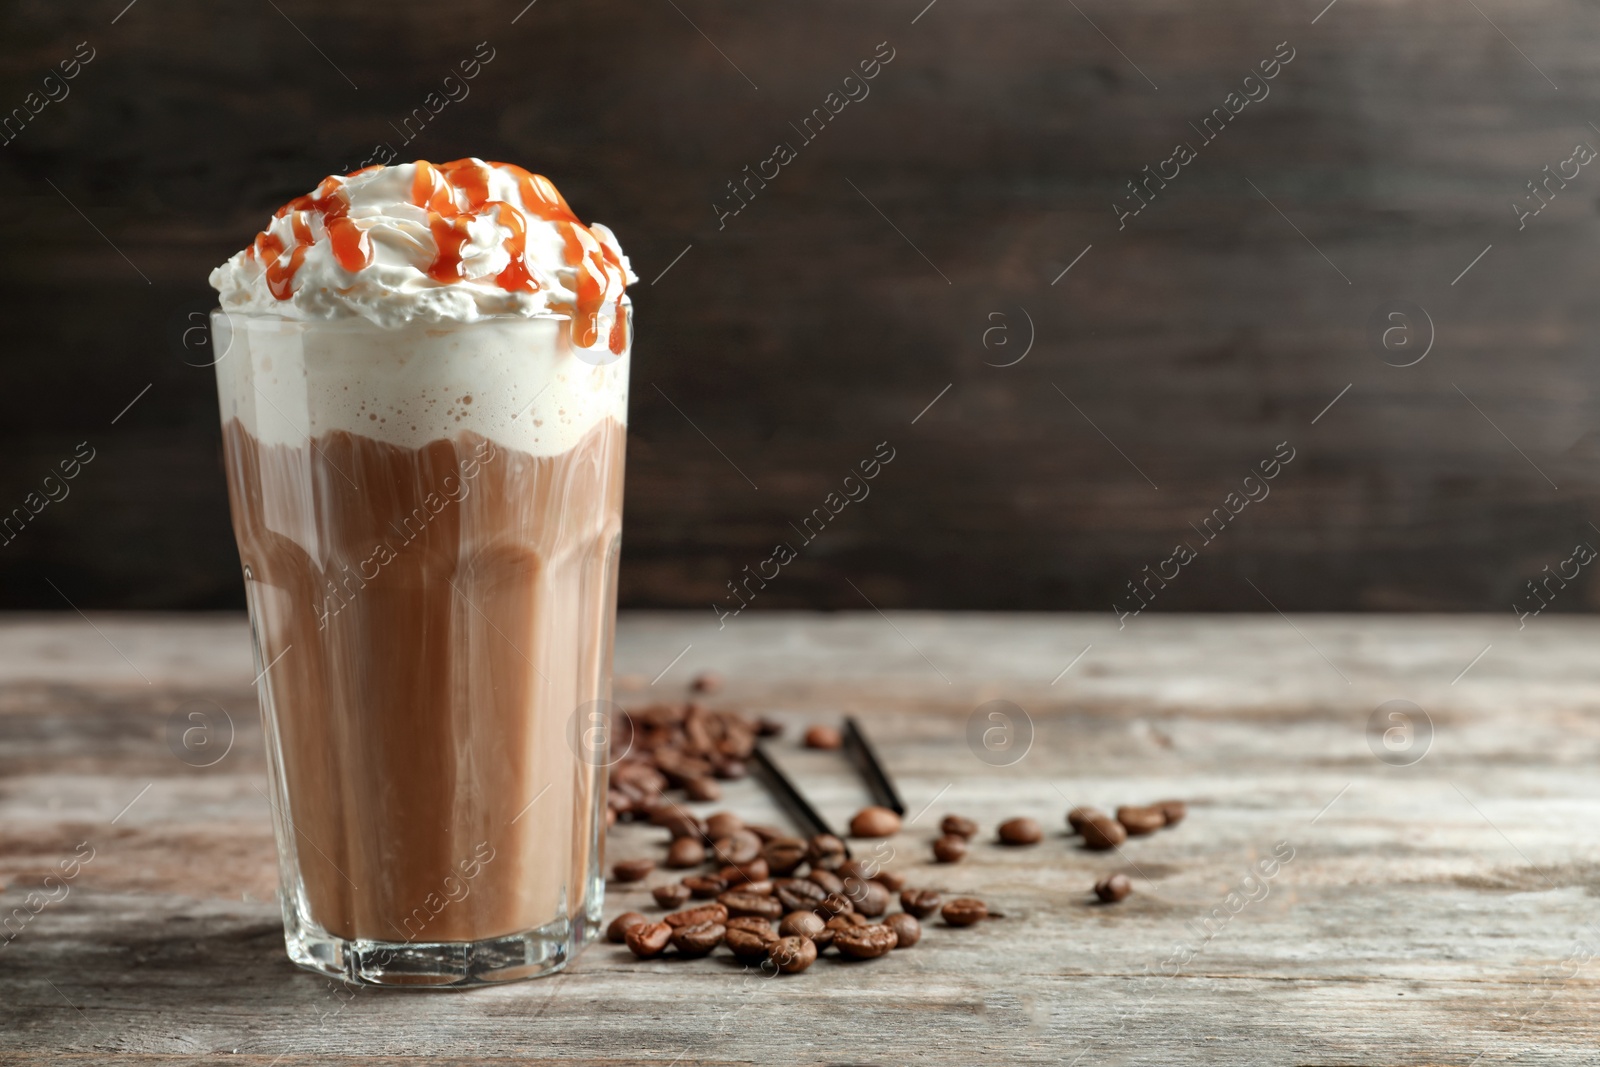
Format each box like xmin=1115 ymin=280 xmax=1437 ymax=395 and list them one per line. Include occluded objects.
xmin=2 ymin=613 xmax=1599 ymax=1063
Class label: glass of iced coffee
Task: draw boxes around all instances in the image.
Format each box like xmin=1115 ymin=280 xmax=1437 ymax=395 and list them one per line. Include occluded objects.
xmin=208 ymin=160 xmax=633 ymax=986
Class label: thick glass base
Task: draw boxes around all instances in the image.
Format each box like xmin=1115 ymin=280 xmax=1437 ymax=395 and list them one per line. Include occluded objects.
xmin=285 ymin=910 xmax=579 ymax=988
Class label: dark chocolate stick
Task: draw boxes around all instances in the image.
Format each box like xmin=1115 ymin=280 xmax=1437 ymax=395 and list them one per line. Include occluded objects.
xmin=750 ymin=743 xmax=847 ymax=851
xmin=843 ymin=716 xmax=906 ymax=816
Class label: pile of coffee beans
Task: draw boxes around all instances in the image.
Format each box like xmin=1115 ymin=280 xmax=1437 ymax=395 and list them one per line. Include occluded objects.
xmin=604 ymin=698 xmax=780 ymax=825
xmin=604 ymin=702 xmax=1185 ymax=972
xmin=606 ymin=811 xmax=988 ymax=973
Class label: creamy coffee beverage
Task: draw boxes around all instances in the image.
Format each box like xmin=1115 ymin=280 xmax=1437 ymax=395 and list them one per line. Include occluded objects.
xmin=209 ymin=159 xmax=634 ymax=986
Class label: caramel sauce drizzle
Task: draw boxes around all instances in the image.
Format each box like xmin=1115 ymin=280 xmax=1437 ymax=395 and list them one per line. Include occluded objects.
xmin=246 ymin=159 xmax=628 ymax=354
xmin=249 ymin=173 xmax=375 ymax=299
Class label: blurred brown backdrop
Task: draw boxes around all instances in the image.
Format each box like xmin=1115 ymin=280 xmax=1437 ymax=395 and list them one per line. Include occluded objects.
xmin=0 ymin=0 xmax=1596 ymax=614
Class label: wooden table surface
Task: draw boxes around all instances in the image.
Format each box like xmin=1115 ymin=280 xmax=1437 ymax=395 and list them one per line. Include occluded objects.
xmin=2 ymin=611 xmax=1597 ymax=1065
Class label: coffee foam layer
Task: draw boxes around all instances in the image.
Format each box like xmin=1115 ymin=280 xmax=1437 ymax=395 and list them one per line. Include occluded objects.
xmin=213 ymin=313 xmax=629 ymax=456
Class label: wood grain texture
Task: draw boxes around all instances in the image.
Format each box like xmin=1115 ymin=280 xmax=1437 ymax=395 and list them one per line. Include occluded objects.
xmin=2 ymin=1 xmax=1600 ymax=611
xmin=2 ymin=612 xmax=1598 ymax=1064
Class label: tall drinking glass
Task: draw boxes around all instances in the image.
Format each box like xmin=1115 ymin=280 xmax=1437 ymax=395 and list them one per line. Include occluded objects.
xmin=211 ymin=309 xmax=629 ymax=986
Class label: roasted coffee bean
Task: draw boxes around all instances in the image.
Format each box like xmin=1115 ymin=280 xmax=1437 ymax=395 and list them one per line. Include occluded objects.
xmin=745 ymin=823 xmax=786 ymax=844
xmin=712 ymin=830 xmax=762 ymax=866
xmin=740 ymin=879 xmax=774 ymax=896
xmin=614 ymin=777 xmax=659 ymax=799
xmin=1116 ymin=806 xmax=1165 ymax=836
xmin=834 ymin=923 xmax=898 ymax=959
xmin=612 ymin=858 xmax=655 ymax=882
xmin=769 ymin=935 xmax=818 ymax=974
xmin=614 ymin=778 xmax=654 ymax=806
xmin=836 ymin=859 xmax=874 ymax=882
xmin=607 ymin=912 xmax=647 ymax=943
xmin=726 ymin=925 xmax=778 ymax=962
xmin=849 ymin=806 xmax=902 ymax=838
xmin=689 ymin=671 xmax=723 ymax=694
xmin=763 ymin=837 xmax=808 ymax=876
xmin=633 ymin=702 xmax=682 ymax=728
xmin=666 ymin=837 xmax=706 ymax=869
xmin=652 ymin=809 xmax=706 ymax=840
xmin=940 ymin=814 xmax=979 ymax=838
xmin=719 ymin=858 xmax=770 ymax=886
xmin=1155 ymin=798 xmax=1187 ymax=827
xmin=646 ymin=806 xmax=684 ymax=831
xmin=705 ymin=811 xmax=744 ymax=840
xmin=776 ymin=878 xmax=828 ymax=913
xmin=719 ymin=890 xmax=785 ymax=920
xmin=726 ymin=916 xmax=774 ymax=935
xmin=807 ymin=868 xmax=845 ymax=895
xmin=669 ymin=816 xmax=710 ymax=841
xmin=823 ymin=912 xmax=868 ymax=947
xmin=671 ymin=920 xmax=725 ymax=958
xmin=756 ymin=717 xmax=785 ymax=737
xmin=1095 ymin=873 xmax=1133 ymax=903
xmin=1066 ymin=806 xmax=1105 ymax=834
xmin=663 ymin=760 xmax=720 ymax=789
xmin=625 ymin=920 xmax=672 ymax=959
xmin=884 ymin=912 xmax=921 ymax=948
xmin=843 ymin=876 xmax=890 ymax=917
xmin=684 ymin=777 xmax=722 ymax=802
xmin=997 ymin=817 xmax=1043 ymax=846
xmin=873 ymin=869 xmax=908 ymax=892
xmin=614 ymin=761 xmax=668 ymax=794
xmin=683 ymin=874 xmax=728 ymax=899
xmin=806 ymin=833 xmax=847 ymax=871
xmin=682 ymin=708 xmax=713 ymax=756
xmin=713 ymin=758 xmax=748 ymax=783
xmin=664 ymin=903 xmax=728 ymax=928
xmin=652 ymin=883 xmax=691 ymax=908
xmin=803 ymin=724 xmax=842 ymax=750
xmin=1081 ymin=815 xmax=1127 ymax=850
xmin=933 ymin=834 xmax=969 ymax=863
xmin=712 ymin=758 xmax=746 ymax=780
xmin=900 ymin=888 xmax=942 ymax=919
xmin=820 ymin=892 xmax=855 ymax=918
xmin=717 ymin=733 xmax=755 ymax=761
xmin=779 ymin=911 xmax=826 ymax=940
xmin=609 ymin=759 xmax=649 ymax=786
xmin=941 ymin=897 xmax=989 ymax=927
xmin=652 ymin=749 xmax=714 ymax=786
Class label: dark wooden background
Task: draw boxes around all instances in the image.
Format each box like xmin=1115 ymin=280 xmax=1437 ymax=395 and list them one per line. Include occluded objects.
xmin=1 ymin=0 xmax=1597 ymax=614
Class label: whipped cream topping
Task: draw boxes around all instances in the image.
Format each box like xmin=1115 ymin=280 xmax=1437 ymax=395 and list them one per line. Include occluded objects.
xmin=210 ymin=159 xmax=635 ymax=351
